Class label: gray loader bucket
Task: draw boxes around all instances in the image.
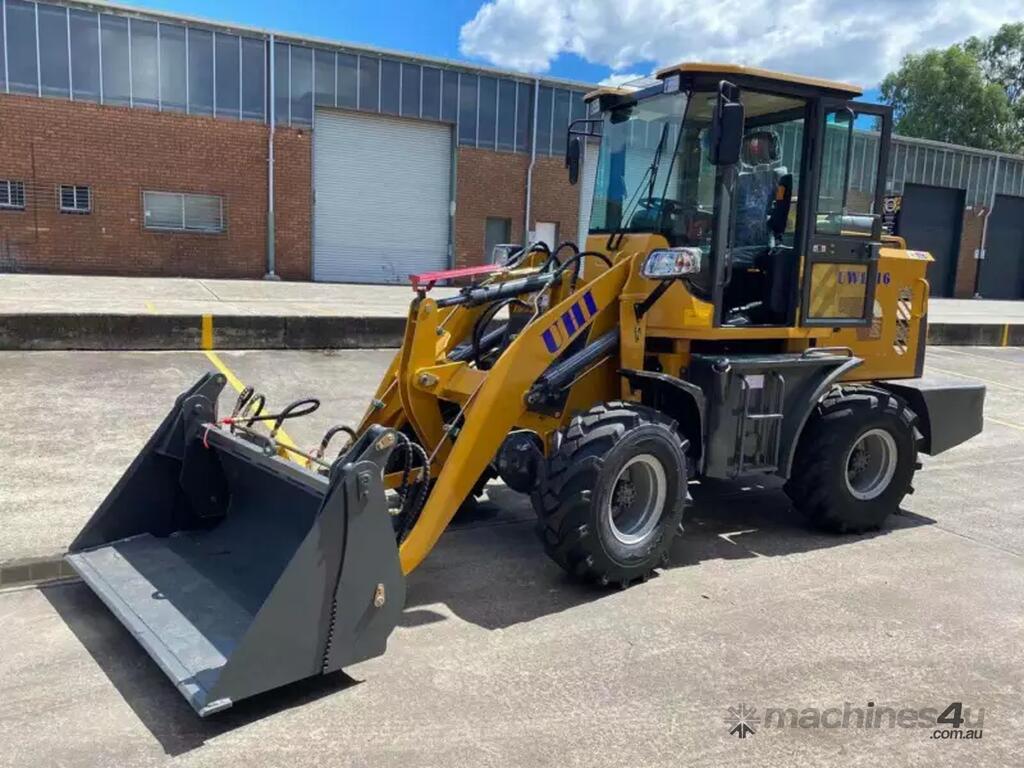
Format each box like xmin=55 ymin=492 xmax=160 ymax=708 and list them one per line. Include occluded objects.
xmin=66 ymin=374 xmax=405 ymax=716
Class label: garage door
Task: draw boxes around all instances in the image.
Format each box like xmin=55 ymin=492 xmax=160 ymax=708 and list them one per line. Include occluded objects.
xmin=897 ymin=183 xmax=964 ymax=297
xmin=313 ymin=110 xmax=452 ymax=283
xmin=979 ymin=195 xmax=1024 ymax=299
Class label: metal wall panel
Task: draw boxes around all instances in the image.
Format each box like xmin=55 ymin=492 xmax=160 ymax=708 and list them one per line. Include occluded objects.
xmin=312 ymin=109 xmax=451 ymax=283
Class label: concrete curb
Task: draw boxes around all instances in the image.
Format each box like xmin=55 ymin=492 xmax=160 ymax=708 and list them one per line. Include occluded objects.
xmin=0 ymin=553 xmax=76 ymax=590
xmin=927 ymin=322 xmax=1024 ymax=346
xmin=0 ymin=313 xmax=408 ymax=350
xmin=0 ymin=312 xmax=1022 ymax=350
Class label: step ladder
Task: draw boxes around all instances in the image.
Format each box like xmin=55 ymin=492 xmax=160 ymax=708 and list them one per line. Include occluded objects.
xmin=733 ymin=371 xmax=786 ymax=476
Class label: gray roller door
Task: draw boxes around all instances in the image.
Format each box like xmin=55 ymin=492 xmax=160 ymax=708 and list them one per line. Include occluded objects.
xmin=979 ymin=195 xmax=1024 ymax=299
xmin=313 ymin=110 xmax=452 ymax=283
xmin=897 ymin=183 xmax=964 ymax=297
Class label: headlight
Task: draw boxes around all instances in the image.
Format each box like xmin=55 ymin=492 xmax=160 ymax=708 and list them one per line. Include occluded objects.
xmin=641 ymin=248 xmax=703 ymax=279
xmin=491 ymin=243 xmax=522 ymax=266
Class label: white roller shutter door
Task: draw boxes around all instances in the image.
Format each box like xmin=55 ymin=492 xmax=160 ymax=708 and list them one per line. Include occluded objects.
xmin=313 ymin=110 xmax=452 ymax=283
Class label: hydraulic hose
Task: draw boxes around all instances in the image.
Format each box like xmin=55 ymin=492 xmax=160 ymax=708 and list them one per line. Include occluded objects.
xmin=541 ymin=241 xmax=579 ymax=272
xmin=555 ymin=250 xmax=614 ymax=290
xmin=395 ymin=434 xmax=431 ymax=543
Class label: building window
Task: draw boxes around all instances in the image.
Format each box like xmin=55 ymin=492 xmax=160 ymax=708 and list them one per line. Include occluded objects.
xmin=241 ymin=37 xmax=266 ymax=120
xmin=485 ymin=217 xmax=512 ymax=262
xmin=214 ymin=33 xmax=241 ymax=119
xmin=0 ymin=181 xmax=27 ymax=210
xmin=314 ymin=48 xmax=336 ymax=108
xmin=379 ymin=58 xmax=400 ymax=115
xmin=100 ymin=14 xmax=131 ymax=106
xmin=159 ymin=23 xmax=187 ymax=111
xmin=6 ymin=0 xmax=38 ymax=95
xmin=70 ymin=10 xmax=101 ymax=103
xmin=143 ymin=191 xmax=225 ymax=233
xmin=59 ymin=185 xmax=92 ymax=214
xmin=38 ymin=3 xmax=71 ymax=99
xmin=187 ymin=28 xmax=215 ymax=116
xmin=458 ymin=74 xmax=478 ymax=146
xmin=130 ymin=19 xmax=159 ymax=109
xmin=289 ymin=45 xmax=313 ymax=125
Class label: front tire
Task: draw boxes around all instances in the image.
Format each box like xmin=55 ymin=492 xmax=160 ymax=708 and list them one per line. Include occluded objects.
xmin=786 ymin=388 xmax=918 ymax=533
xmin=532 ymin=402 xmax=689 ymax=587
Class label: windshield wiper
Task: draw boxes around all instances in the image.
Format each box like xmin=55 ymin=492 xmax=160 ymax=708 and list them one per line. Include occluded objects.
xmin=606 ymin=123 xmax=669 ymax=250
xmin=646 ymin=123 xmax=669 ymax=204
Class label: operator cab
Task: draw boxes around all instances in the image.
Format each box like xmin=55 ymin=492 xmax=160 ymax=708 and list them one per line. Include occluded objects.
xmin=572 ymin=64 xmax=892 ymax=331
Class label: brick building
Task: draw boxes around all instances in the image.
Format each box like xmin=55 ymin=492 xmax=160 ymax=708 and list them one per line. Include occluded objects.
xmin=2 ymin=0 xmax=1024 ymax=297
xmin=0 ymin=0 xmax=590 ymax=283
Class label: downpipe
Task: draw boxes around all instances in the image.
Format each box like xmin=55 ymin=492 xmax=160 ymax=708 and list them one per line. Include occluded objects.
xmin=265 ymin=33 xmax=278 ymax=280
xmin=524 ymin=78 xmax=540 ymax=245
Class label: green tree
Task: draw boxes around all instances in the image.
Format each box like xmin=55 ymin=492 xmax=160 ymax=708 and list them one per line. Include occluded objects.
xmin=966 ymin=24 xmax=1024 ymax=104
xmin=965 ymin=23 xmax=1024 ymax=137
xmin=880 ymin=46 xmax=1017 ymax=151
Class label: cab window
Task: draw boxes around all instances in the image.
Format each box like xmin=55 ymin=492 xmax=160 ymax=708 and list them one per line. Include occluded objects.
xmin=816 ymin=109 xmax=883 ymax=236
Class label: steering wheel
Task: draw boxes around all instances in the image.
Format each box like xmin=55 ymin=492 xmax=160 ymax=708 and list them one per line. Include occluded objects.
xmin=628 ymin=197 xmax=685 ymax=232
xmin=635 ymin=197 xmax=684 ymax=217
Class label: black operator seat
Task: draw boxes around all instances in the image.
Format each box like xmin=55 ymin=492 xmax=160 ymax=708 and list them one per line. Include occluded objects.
xmin=733 ymin=130 xmax=786 ymax=267
xmin=726 ymin=129 xmax=795 ymax=325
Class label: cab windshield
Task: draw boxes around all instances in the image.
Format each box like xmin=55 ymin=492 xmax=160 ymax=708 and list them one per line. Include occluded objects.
xmin=589 ymin=90 xmax=718 ymax=253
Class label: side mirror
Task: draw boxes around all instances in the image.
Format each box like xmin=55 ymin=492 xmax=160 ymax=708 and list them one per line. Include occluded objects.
xmin=566 ymin=136 xmax=581 ymax=185
xmin=710 ymin=83 xmax=744 ymax=166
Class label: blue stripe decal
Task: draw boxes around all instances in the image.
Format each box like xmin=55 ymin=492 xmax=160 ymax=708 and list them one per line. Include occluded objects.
xmin=562 ymin=310 xmax=577 ymax=335
xmin=583 ymin=291 xmax=598 ymax=317
xmin=571 ymin=303 xmax=586 ymax=327
xmin=542 ymin=329 xmax=558 ymax=353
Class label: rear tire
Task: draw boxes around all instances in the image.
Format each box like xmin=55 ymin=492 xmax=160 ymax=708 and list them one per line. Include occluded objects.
xmin=785 ymin=387 xmax=918 ymax=533
xmin=532 ymin=402 xmax=689 ymax=587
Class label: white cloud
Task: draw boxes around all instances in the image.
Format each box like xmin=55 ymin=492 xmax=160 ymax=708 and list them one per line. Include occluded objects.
xmin=598 ymin=72 xmax=648 ymax=87
xmin=459 ymin=0 xmax=1024 ymax=86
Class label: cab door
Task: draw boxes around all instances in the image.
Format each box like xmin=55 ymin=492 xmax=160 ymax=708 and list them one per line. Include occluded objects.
xmin=800 ymin=101 xmax=893 ymax=327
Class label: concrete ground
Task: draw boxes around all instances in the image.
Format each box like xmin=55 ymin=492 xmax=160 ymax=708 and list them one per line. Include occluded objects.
xmin=0 ymin=272 xmax=1021 ymax=324
xmin=0 ymin=274 xmax=457 ymax=318
xmin=0 ymin=346 xmax=1022 ymax=765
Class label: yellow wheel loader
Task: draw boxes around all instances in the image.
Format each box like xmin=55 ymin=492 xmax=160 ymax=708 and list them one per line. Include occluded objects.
xmin=67 ymin=64 xmax=985 ymax=716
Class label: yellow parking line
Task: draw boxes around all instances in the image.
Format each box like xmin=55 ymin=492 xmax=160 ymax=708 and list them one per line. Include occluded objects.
xmin=203 ymin=349 xmax=245 ymax=392
xmin=933 ymin=347 xmax=1024 ymax=368
xmin=986 ymin=415 xmax=1024 ymax=433
xmin=1002 ymin=323 xmax=1010 ymax=347
xmin=200 ymin=314 xmax=214 ymax=350
xmin=202 ymin=348 xmax=300 ymax=456
xmin=926 ymin=364 xmax=1024 ymax=394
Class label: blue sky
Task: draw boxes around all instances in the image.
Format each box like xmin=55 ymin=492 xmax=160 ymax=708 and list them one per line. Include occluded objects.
xmin=116 ymin=0 xmax=1019 ymax=101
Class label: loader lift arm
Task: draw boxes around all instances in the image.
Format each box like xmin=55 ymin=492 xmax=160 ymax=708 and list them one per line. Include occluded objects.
xmin=393 ymin=256 xmax=632 ymax=573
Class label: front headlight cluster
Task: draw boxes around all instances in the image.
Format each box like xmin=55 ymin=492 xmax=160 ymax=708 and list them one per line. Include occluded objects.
xmin=640 ymin=247 xmax=703 ymax=279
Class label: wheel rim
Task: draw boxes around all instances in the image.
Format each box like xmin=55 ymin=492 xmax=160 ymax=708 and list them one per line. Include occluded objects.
xmin=844 ymin=428 xmax=898 ymax=501
xmin=606 ymin=454 xmax=668 ymax=545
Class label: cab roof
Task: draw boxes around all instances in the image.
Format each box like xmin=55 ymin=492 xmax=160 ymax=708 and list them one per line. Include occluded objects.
xmin=583 ymin=85 xmax=633 ymax=102
xmin=584 ymin=63 xmax=862 ymax=103
xmin=656 ymin=62 xmax=862 ymax=98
